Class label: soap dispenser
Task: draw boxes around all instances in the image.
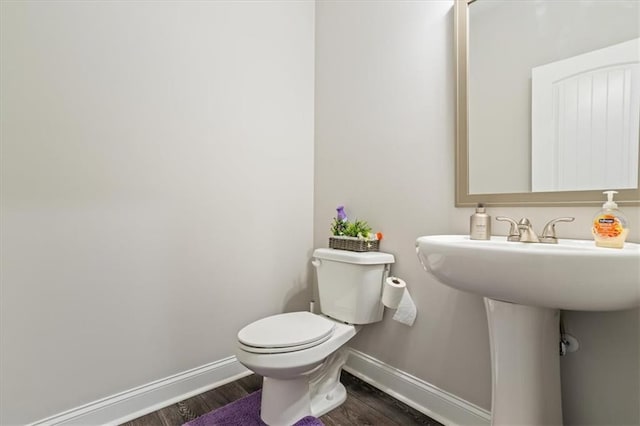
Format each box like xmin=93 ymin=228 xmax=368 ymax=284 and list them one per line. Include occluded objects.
xmin=592 ymin=190 xmax=629 ymax=248
xmin=470 ymin=203 xmax=491 ymax=240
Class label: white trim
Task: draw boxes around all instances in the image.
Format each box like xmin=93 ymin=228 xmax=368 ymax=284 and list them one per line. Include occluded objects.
xmin=29 ymin=357 xmax=251 ymax=426
xmin=29 ymin=350 xmax=490 ymax=426
xmin=344 ymin=348 xmax=491 ymax=426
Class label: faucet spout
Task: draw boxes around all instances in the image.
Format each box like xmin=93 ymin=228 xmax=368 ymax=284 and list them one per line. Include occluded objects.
xmin=518 ymin=218 xmax=540 ymax=243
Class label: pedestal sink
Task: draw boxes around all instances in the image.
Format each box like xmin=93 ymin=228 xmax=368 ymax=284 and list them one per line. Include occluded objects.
xmin=415 ymin=235 xmax=640 ymax=426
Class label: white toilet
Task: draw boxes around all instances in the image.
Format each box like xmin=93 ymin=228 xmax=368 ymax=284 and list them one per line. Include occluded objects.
xmin=235 ymin=248 xmax=395 ymax=426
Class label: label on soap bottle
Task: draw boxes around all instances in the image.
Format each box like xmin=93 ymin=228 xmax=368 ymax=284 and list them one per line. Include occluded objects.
xmin=593 ymin=214 xmax=623 ymax=238
xmin=592 ymin=213 xmax=628 ymax=248
xmin=470 ymin=216 xmax=491 ymax=240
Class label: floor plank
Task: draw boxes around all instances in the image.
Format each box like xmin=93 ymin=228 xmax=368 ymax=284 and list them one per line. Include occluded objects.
xmin=198 ymin=381 xmax=252 ymax=412
xmin=122 ymin=410 xmax=165 ymax=426
xmin=120 ymin=371 xmax=442 ymax=426
xmin=339 ymin=372 xmax=442 ymax=426
xmin=320 ymin=392 xmax=399 ymax=425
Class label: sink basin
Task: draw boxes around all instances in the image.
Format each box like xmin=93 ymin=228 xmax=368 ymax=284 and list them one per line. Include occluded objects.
xmin=416 ymin=235 xmax=640 ymax=425
xmin=416 ymin=235 xmax=640 ymax=311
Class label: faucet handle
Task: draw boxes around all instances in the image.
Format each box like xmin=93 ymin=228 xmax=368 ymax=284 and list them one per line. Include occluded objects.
xmin=496 ymin=216 xmax=520 ymax=242
xmin=540 ymin=217 xmax=575 ymax=244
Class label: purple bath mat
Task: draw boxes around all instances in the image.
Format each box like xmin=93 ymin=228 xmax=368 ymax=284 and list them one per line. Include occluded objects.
xmin=183 ymin=390 xmax=324 ymax=426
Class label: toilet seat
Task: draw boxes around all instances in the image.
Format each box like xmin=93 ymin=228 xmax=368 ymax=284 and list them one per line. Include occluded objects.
xmin=237 ymin=312 xmax=335 ymax=354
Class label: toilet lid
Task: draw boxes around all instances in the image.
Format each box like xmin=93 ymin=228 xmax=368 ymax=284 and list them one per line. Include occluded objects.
xmin=237 ymin=312 xmax=335 ymax=353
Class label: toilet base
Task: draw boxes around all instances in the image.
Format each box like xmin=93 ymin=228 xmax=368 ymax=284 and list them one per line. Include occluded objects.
xmin=261 ymin=376 xmax=311 ymax=426
xmin=260 ymin=377 xmax=347 ymax=426
xmin=310 ymin=381 xmax=347 ymax=417
xmin=259 ymin=348 xmax=349 ymax=426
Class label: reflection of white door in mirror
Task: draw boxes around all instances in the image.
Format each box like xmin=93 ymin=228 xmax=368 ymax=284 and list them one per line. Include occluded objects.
xmin=532 ymin=38 xmax=640 ymax=192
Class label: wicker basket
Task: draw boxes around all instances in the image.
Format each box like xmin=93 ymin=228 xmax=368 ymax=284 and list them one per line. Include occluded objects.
xmin=329 ymin=236 xmax=380 ymax=252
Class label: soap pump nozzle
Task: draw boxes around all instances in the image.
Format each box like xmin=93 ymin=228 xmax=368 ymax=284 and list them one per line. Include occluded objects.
xmin=602 ymin=190 xmax=619 ymax=209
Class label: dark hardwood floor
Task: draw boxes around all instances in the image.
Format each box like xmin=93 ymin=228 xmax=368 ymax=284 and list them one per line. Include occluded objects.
xmin=121 ymin=371 xmax=443 ymax=426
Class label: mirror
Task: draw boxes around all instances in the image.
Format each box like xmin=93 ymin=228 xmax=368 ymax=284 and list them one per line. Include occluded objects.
xmin=455 ymin=0 xmax=640 ymax=206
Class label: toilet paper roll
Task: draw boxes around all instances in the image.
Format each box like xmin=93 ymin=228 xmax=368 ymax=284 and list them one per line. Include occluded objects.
xmin=382 ymin=277 xmax=406 ymax=309
xmin=382 ymin=276 xmax=417 ymax=327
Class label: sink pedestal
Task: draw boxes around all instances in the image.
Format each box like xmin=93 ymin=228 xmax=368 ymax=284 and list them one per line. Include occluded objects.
xmin=485 ymin=298 xmax=563 ymax=425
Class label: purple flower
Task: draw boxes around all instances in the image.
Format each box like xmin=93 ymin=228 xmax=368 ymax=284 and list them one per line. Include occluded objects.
xmin=336 ymin=205 xmax=347 ymax=222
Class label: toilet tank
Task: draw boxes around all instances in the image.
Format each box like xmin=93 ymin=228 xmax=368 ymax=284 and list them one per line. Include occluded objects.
xmin=312 ymin=248 xmax=395 ymax=324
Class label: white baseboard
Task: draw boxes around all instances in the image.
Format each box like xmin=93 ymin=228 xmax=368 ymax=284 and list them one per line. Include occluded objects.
xmin=29 ymin=357 xmax=251 ymax=426
xmin=30 ymin=349 xmax=490 ymax=426
xmin=344 ymin=348 xmax=491 ymax=426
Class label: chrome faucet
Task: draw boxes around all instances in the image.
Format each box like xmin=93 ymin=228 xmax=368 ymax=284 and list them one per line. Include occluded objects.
xmin=496 ymin=216 xmax=575 ymax=244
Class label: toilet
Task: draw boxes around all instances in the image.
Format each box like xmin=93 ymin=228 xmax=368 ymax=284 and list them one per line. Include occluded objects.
xmin=235 ymin=248 xmax=395 ymax=426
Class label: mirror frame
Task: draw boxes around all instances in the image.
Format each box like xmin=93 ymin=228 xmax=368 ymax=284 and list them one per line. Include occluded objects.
xmin=455 ymin=0 xmax=640 ymax=207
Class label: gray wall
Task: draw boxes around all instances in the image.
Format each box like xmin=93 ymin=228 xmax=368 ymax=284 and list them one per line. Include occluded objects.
xmin=315 ymin=0 xmax=493 ymax=410
xmin=315 ymin=1 xmax=639 ymax=424
xmin=0 ymin=2 xmax=315 ymax=424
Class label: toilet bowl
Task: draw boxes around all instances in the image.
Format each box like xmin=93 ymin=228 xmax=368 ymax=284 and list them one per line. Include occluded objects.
xmin=236 ymin=249 xmax=395 ymax=426
xmin=236 ymin=311 xmax=359 ymax=425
